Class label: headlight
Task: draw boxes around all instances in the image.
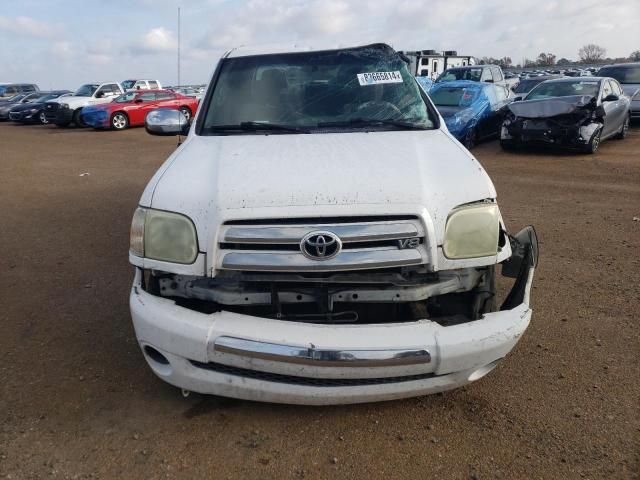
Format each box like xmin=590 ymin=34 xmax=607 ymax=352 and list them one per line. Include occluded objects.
xmin=129 ymin=207 xmax=198 ymax=264
xmin=443 ymin=203 xmax=500 ymax=259
xmin=59 ymin=103 xmax=69 ymax=109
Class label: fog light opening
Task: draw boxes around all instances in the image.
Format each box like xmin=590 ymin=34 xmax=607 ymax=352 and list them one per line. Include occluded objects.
xmin=144 ymin=345 xmax=170 ymax=365
xmin=468 ymin=360 xmax=501 ymax=382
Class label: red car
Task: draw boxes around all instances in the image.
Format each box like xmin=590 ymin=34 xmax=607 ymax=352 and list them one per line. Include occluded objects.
xmin=81 ymin=89 xmax=199 ymax=130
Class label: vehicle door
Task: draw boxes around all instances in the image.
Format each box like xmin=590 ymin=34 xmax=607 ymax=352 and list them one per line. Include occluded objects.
xmin=131 ymin=92 xmax=159 ymax=125
xmin=609 ymin=79 xmax=629 ymax=128
xmin=475 ymin=86 xmax=499 ymax=138
xmin=600 ymin=80 xmax=624 ymax=137
xmin=92 ymin=84 xmax=116 ymax=104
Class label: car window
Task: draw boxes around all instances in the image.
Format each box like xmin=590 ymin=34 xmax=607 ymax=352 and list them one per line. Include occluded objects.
xmin=429 ymin=86 xmax=480 ymax=106
xmin=526 ymin=80 xmax=600 ymax=100
xmin=481 ymin=69 xmax=492 ymax=82
xmin=491 ymin=67 xmax=503 ymax=82
xmin=114 ymin=92 xmax=137 ymax=103
xmin=138 ymin=93 xmax=157 ymax=102
xmin=597 ymin=66 xmax=640 ymax=84
xmin=149 ymin=81 xmax=159 ymax=89
xmin=21 ymin=85 xmax=36 ymax=92
xmin=156 ymin=92 xmax=174 ymax=100
xmin=601 ymin=80 xmax=613 ymax=99
xmin=610 ymin=80 xmax=623 ymax=96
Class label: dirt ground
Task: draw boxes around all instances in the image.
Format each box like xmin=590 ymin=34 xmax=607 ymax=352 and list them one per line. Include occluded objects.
xmin=0 ymin=121 xmax=638 ymax=480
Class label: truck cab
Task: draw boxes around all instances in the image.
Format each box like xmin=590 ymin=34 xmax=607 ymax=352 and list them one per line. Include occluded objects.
xmin=436 ymin=65 xmax=509 ymax=88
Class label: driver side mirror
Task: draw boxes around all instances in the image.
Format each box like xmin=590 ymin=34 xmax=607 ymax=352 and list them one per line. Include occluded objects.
xmin=145 ymin=108 xmax=190 ymax=136
xmin=95 ymin=91 xmax=105 ymax=98
xmin=602 ymin=94 xmax=618 ymax=102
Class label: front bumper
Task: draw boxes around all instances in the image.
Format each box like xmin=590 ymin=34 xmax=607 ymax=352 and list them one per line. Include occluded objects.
xmin=130 ymin=258 xmax=535 ymax=405
xmin=9 ymin=110 xmax=39 ymax=122
xmin=82 ymin=109 xmax=109 ymax=128
xmin=501 ymin=120 xmax=599 ymax=149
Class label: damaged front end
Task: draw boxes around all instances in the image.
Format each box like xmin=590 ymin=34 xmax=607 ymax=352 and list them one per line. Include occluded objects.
xmin=501 ymin=95 xmax=603 ymax=150
xmin=139 ymin=226 xmax=538 ymax=327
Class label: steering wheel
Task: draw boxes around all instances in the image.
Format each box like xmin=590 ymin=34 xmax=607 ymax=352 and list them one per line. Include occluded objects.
xmin=355 ymin=101 xmax=402 ymax=118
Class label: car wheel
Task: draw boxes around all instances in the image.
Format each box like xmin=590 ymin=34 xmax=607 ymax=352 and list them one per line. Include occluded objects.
xmin=463 ymin=128 xmax=476 ymax=150
xmin=111 ymin=112 xmax=129 ymax=130
xmin=615 ymin=115 xmax=630 ymax=140
xmin=179 ymin=106 xmax=191 ymax=122
xmin=584 ymin=127 xmax=601 ymax=154
xmin=39 ymin=112 xmax=48 ymax=124
xmin=73 ymin=109 xmax=86 ymax=128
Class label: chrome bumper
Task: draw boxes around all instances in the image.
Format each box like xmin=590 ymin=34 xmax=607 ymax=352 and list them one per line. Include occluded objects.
xmin=214 ymin=336 xmax=431 ymax=367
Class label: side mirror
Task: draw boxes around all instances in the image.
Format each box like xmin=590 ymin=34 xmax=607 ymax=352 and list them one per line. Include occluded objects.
xmin=513 ymin=95 xmax=523 ymax=102
xmin=95 ymin=91 xmax=105 ymax=98
xmin=145 ymin=108 xmax=189 ymax=136
xmin=602 ymin=94 xmax=618 ymax=102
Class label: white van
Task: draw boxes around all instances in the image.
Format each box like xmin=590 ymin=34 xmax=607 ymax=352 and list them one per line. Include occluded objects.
xmin=129 ymin=43 xmax=538 ymax=405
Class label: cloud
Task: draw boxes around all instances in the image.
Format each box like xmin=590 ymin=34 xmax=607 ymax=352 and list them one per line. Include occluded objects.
xmin=131 ymin=27 xmax=177 ymax=54
xmin=0 ymin=15 xmax=60 ymax=39
xmin=50 ymin=41 xmax=73 ymax=60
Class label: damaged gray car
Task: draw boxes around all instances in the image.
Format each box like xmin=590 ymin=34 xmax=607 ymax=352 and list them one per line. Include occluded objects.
xmin=500 ymin=77 xmax=630 ymax=153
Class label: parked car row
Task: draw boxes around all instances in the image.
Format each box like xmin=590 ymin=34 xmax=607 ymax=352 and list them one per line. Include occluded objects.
xmin=421 ymin=62 xmax=639 ymax=153
xmin=1 ymin=80 xmax=200 ymax=131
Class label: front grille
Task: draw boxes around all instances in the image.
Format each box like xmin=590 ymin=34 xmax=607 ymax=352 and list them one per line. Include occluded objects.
xmin=44 ymin=102 xmax=59 ymax=120
xmin=218 ymin=216 xmax=428 ymax=273
xmin=190 ymin=360 xmax=438 ymax=387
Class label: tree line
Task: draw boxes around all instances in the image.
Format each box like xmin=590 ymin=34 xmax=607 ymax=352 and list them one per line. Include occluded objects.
xmin=478 ymin=45 xmax=640 ymax=68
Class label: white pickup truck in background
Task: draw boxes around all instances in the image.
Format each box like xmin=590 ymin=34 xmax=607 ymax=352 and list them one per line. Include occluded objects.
xmin=44 ymin=82 xmax=124 ymax=127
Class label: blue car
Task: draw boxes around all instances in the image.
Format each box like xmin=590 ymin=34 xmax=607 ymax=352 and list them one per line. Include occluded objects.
xmin=429 ymin=80 xmax=513 ymax=149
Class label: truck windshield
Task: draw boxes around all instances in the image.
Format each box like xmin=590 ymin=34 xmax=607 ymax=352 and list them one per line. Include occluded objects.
xmin=74 ymin=84 xmax=99 ymax=97
xmin=121 ymin=80 xmax=136 ymax=90
xmin=200 ymin=44 xmax=435 ymax=134
xmin=436 ymin=68 xmax=482 ymax=83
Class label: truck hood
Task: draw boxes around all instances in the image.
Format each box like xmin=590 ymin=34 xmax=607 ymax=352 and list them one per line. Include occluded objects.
xmin=145 ymin=128 xmax=496 ymax=246
xmin=48 ymin=95 xmax=92 ymax=108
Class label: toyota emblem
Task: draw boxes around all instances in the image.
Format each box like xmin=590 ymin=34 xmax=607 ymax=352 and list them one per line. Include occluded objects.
xmin=300 ymin=231 xmax=342 ymax=260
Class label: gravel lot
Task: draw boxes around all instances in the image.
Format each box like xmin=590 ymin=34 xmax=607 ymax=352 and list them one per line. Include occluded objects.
xmin=1 ymin=122 xmax=638 ymax=480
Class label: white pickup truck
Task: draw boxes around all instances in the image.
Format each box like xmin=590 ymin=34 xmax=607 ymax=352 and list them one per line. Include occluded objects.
xmin=44 ymin=82 xmax=124 ymax=127
xmin=129 ymin=43 xmax=538 ymax=405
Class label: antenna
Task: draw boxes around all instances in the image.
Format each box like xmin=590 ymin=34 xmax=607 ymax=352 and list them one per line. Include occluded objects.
xmin=177 ymin=6 xmax=183 ymax=147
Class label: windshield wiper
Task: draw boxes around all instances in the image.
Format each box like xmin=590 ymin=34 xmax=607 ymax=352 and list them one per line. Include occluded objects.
xmin=204 ymin=121 xmax=310 ymax=134
xmin=317 ymin=118 xmax=429 ymax=130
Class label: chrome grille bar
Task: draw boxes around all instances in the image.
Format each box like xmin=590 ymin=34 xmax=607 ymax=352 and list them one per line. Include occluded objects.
xmin=221 ymin=247 xmax=423 ymax=272
xmin=223 ymin=222 xmax=420 ymax=244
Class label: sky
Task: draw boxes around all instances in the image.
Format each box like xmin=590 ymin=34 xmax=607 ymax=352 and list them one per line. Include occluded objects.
xmin=1 ymin=0 xmax=638 ymax=89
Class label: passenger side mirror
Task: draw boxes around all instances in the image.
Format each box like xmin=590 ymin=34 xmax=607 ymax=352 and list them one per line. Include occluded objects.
xmin=145 ymin=108 xmax=190 ymax=136
xmin=602 ymin=94 xmax=618 ymax=102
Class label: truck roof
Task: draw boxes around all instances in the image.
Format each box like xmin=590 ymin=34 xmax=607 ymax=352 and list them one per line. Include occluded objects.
xmin=225 ymin=42 xmax=391 ymax=58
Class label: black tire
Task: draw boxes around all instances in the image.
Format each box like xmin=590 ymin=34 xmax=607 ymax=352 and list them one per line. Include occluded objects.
xmin=38 ymin=111 xmax=48 ymax=124
xmin=73 ymin=109 xmax=86 ymax=128
xmin=110 ymin=112 xmax=129 ymax=130
xmin=179 ymin=106 xmax=192 ymax=122
xmin=614 ymin=114 xmax=630 ymax=140
xmin=500 ymin=139 xmax=516 ymax=151
xmin=463 ymin=128 xmax=477 ymax=150
xmin=583 ymin=127 xmax=602 ymax=154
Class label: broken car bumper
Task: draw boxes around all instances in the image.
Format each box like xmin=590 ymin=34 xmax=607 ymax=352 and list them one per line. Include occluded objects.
xmin=129 ymin=262 xmax=535 ymax=405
